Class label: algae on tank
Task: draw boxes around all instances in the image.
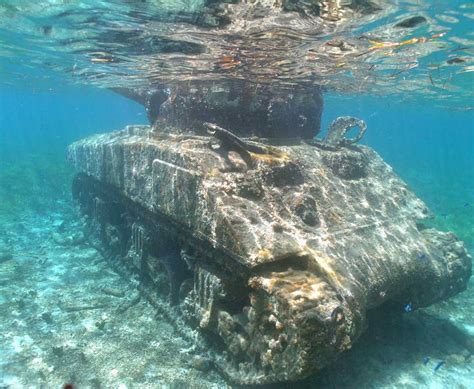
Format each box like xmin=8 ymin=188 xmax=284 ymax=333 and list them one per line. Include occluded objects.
xmin=0 ymin=0 xmax=473 ymax=387
xmin=68 ymin=116 xmax=470 ymax=383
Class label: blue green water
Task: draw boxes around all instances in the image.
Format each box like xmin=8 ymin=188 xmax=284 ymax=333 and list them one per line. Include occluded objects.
xmin=0 ymin=87 xmax=146 ymax=215
xmin=0 ymin=0 xmax=473 ymax=387
xmin=1 ymin=85 xmax=473 ymax=389
xmin=323 ymin=95 xmax=474 ymax=252
xmin=2 ymin=88 xmax=472 ymax=248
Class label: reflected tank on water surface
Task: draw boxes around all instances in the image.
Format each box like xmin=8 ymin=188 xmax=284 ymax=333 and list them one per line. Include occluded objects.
xmin=68 ymin=109 xmax=471 ymax=384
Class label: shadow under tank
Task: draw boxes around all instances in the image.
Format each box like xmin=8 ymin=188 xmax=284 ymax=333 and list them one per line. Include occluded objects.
xmin=67 ymin=81 xmax=471 ymax=385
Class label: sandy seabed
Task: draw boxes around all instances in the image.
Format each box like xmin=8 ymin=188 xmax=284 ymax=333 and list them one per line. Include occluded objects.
xmin=0 ymin=203 xmax=472 ymax=388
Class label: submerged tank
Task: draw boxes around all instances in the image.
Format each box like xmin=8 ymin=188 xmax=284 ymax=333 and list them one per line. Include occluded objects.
xmin=68 ymin=116 xmax=471 ymax=384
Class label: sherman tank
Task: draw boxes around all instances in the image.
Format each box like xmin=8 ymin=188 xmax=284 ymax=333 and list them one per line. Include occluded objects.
xmin=68 ymin=114 xmax=471 ymax=385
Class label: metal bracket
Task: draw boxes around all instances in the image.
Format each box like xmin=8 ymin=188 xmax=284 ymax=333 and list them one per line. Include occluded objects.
xmin=129 ymin=222 xmax=148 ymax=270
xmin=324 ymin=116 xmax=367 ymax=147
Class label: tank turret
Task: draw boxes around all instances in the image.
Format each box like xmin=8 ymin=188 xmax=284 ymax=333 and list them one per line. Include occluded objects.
xmin=68 ymin=119 xmax=471 ymax=384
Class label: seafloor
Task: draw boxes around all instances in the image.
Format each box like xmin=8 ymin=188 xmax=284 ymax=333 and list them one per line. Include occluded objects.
xmin=0 ymin=201 xmax=472 ymax=388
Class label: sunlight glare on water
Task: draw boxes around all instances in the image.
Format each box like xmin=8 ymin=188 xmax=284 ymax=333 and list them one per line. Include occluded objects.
xmin=0 ymin=0 xmax=473 ymax=109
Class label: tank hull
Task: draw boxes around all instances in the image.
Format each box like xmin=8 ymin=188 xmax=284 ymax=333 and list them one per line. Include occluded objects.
xmin=68 ymin=125 xmax=471 ymax=384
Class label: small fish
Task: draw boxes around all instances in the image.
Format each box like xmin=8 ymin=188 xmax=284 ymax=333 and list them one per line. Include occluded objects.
xmin=423 ymin=356 xmax=430 ymax=365
xmin=0 ymin=252 xmax=13 ymax=264
xmin=434 ymin=360 xmax=445 ymax=372
xmin=91 ymin=57 xmax=113 ymax=63
xmin=395 ymin=16 xmax=427 ymax=29
xmin=464 ymin=202 xmax=470 ymax=207
xmin=404 ymin=302 xmax=413 ymax=313
xmin=446 ymin=57 xmax=467 ymax=65
xmin=41 ymin=25 xmax=53 ymax=36
xmin=367 ymin=32 xmax=446 ymax=53
xmin=428 ymin=73 xmax=435 ymax=86
xmin=417 ymin=252 xmax=427 ymax=260
xmin=450 ymin=46 xmax=471 ymax=53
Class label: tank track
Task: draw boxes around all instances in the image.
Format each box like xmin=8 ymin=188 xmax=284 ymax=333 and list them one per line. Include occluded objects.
xmin=69 ymin=123 xmax=471 ymax=385
xmin=73 ymin=173 xmax=361 ymax=384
